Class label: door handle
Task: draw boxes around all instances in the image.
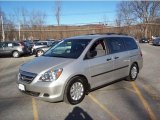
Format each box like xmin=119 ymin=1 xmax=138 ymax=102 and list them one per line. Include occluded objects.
xmin=114 ymin=56 xmax=119 ymax=59
xmin=106 ymin=58 xmax=112 ymax=61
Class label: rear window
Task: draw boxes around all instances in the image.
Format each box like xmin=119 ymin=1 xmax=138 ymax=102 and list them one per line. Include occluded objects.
xmin=123 ymin=38 xmax=138 ymax=50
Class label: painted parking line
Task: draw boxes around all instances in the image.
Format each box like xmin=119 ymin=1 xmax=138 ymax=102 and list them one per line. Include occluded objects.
xmin=22 ymin=57 xmax=39 ymax=120
xmin=123 ymin=87 xmax=136 ymax=93
xmin=131 ymin=82 xmax=157 ymax=120
xmin=88 ymin=94 xmax=120 ymax=120
xmin=32 ymin=98 xmax=39 ymax=120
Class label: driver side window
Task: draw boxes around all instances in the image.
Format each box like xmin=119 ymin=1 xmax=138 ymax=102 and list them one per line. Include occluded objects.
xmin=86 ymin=39 xmax=107 ymax=59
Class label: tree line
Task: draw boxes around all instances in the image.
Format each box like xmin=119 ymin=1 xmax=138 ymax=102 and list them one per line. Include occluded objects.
xmin=0 ymin=1 xmax=160 ymax=41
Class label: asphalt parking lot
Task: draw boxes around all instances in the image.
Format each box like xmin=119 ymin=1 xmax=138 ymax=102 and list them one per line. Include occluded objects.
xmin=0 ymin=44 xmax=160 ymax=120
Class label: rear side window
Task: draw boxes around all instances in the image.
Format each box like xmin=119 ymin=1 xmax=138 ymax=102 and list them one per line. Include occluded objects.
xmin=7 ymin=43 xmax=13 ymax=47
xmin=124 ymin=38 xmax=138 ymax=50
xmin=13 ymin=43 xmax=20 ymax=46
xmin=0 ymin=43 xmax=3 ymax=47
xmin=107 ymin=37 xmax=125 ymax=54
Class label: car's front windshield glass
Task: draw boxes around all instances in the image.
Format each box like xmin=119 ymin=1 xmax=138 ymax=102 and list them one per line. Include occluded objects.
xmin=43 ymin=39 xmax=91 ymax=59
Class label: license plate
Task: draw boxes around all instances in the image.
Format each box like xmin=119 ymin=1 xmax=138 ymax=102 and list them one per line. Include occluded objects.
xmin=18 ymin=84 xmax=25 ymax=91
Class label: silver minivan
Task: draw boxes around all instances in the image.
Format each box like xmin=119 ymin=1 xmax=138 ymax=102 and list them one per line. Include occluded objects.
xmin=17 ymin=34 xmax=143 ymax=105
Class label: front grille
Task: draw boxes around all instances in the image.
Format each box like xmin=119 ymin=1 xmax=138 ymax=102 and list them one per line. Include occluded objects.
xmin=19 ymin=70 xmax=37 ymax=84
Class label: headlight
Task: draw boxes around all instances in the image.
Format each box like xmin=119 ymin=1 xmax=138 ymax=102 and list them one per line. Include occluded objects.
xmin=39 ymin=68 xmax=63 ymax=82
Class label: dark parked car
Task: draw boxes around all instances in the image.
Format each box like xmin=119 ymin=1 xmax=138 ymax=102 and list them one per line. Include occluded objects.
xmin=20 ymin=40 xmax=35 ymax=54
xmin=153 ymin=38 xmax=160 ymax=46
xmin=35 ymin=40 xmax=60 ymax=57
xmin=139 ymin=38 xmax=149 ymax=43
xmin=0 ymin=41 xmax=27 ymax=57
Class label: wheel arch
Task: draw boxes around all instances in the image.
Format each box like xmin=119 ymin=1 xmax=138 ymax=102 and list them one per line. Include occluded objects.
xmin=12 ymin=50 xmax=20 ymax=57
xmin=63 ymin=74 xmax=90 ymax=100
xmin=132 ymin=61 xmax=139 ymax=73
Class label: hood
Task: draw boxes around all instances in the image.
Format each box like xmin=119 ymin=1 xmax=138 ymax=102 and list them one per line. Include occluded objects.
xmin=20 ymin=56 xmax=75 ymax=74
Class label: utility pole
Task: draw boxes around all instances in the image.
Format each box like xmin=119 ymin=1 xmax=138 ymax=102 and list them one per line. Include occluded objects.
xmin=1 ymin=15 xmax=5 ymax=41
xmin=19 ymin=23 xmax=21 ymax=41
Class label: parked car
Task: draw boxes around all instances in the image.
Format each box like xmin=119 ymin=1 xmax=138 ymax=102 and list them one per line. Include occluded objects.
xmin=0 ymin=41 xmax=27 ymax=57
xmin=35 ymin=41 xmax=61 ymax=57
xmin=32 ymin=39 xmax=40 ymax=44
xmin=20 ymin=41 xmax=32 ymax=54
xmin=46 ymin=39 xmax=55 ymax=41
xmin=153 ymin=38 xmax=160 ymax=46
xmin=32 ymin=41 xmax=53 ymax=54
xmin=139 ymin=38 xmax=149 ymax=43
xmin=17 ymin=34 xmax=143 ymax=105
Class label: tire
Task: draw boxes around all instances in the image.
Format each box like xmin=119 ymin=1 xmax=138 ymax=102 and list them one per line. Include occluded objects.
xmin=12 ymin=51 xmax=20 ymax=58
xmin=126 ymin=63 xmax=139 ymax=81
xmin=36 ymin=50 xmax=44 ymax=57
xmin=64 ymin=76 xmax=86 ymax=105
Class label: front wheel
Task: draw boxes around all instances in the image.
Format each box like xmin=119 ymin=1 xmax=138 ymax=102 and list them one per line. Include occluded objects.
xmin=64 ymin=76 xmax=86 ymax=105
xmin=126 ymin=63 xmax=139 ymax=81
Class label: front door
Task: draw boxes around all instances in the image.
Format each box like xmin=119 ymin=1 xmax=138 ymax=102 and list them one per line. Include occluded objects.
xmin=3 ymin=43 xmax=13 ymax=54
xmin=85 ymin=39 xmax=114 ymax=88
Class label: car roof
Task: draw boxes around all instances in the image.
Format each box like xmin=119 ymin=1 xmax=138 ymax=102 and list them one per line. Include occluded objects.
xmin=0 ymin=41 xmax=20 ymax=43
xmin=37 ymin=41 xmax=49 ymax=42
xmin=66 ymin=34 xmax=132 ymax=40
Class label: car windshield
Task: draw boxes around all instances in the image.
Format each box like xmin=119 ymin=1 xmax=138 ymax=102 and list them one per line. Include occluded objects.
xmin=43 ymin=39 xmax=91 ymax=59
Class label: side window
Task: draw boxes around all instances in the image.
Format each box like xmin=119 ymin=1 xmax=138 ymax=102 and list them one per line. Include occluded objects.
xmin=87 ymin=39 xmax=106 ymax=59
xmin=0 ymin=43 xmax=3 ymax=48
xmin=3 ymin=43 xmax=9 ymax=48
xmin=7 ymin=43 xmax=13 ymax=47
xmin=13 ymin=43 xmax=19 ymax=46
xmin=124 ymin=38 xmax=138 ymax=50
xmin=42 ymin=42 xmax=47 ymax=45
xmin=107 ymin=37 xmax=125 ymax=54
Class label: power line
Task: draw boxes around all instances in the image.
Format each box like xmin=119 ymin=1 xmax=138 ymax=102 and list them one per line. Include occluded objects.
xmin=5 ymin=10 xmax=116 ymax=17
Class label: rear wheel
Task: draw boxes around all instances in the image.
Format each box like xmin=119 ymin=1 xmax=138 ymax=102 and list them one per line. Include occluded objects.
xmin=64 ymin=76 xmax=86 ymax=105
xmin=36 ymin=50 xmax=44 ymax=57
xmin=126 ymin=63 xmax=139 ymax=81
xmin=12 ymin=51 xmax=20 ymax=58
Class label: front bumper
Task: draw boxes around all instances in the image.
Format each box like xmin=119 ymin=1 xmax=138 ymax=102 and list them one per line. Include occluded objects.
xmin=17 ymin=77 xmax=65 ymax=102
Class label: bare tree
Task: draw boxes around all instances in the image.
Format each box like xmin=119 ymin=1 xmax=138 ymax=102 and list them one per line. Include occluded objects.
xmin=0 ymin=7 xmax=15 ymax=41
xmin=10 ymin=8 xmax=30 ymax=40
xmin=29 ymin=9 xmax=46 ymax=39
xmin=29 ymin=9 xmax=46 ymax=26
xmin=117 ymin=2 xmax=135 ymax=26
xmin=55 ymin=0 xmax=61 ymax=26
xmin=116 ymin=1 xmax=160 ymax=37
xmin=130 ymin=1 xmax=160 ymax=38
